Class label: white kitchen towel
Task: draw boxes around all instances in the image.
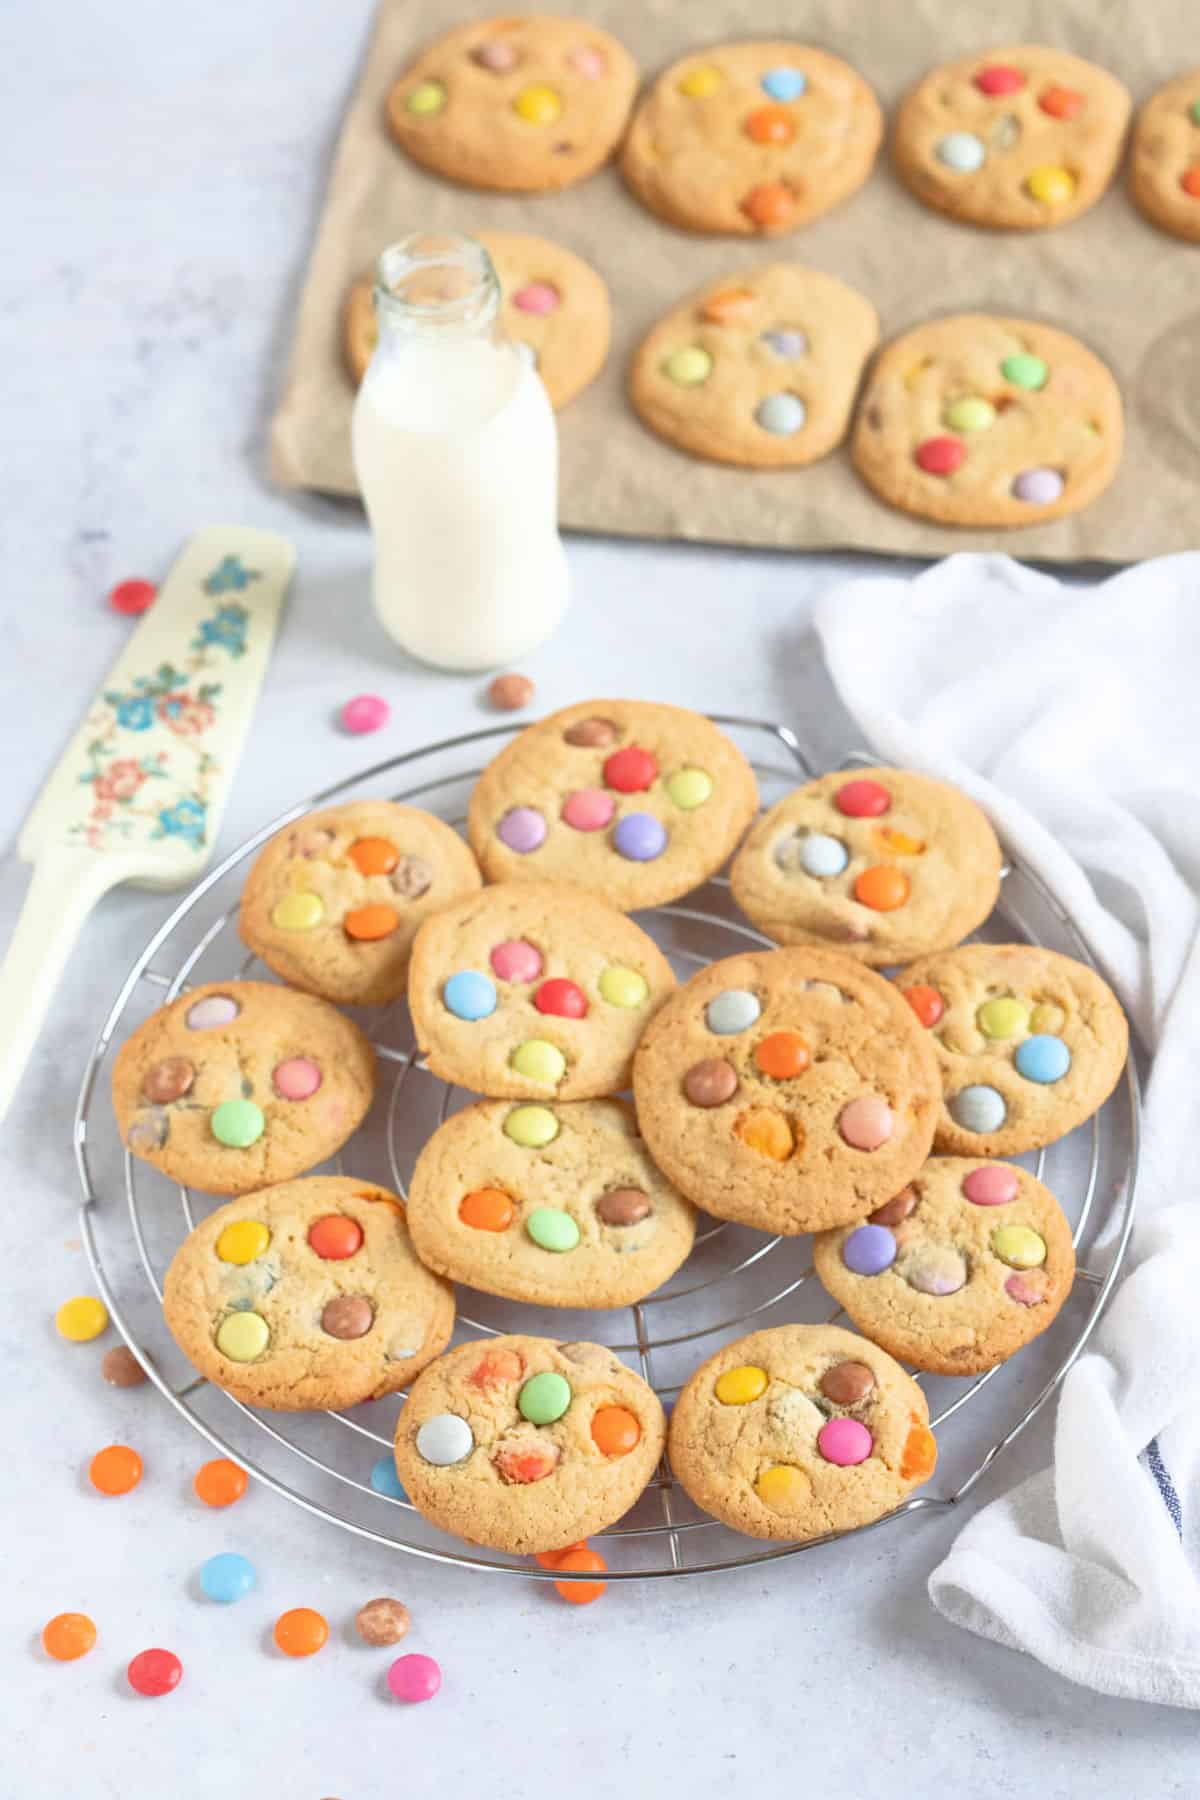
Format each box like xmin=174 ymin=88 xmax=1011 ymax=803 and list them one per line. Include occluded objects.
xmin=813 ymin=552 xmax=1200 ymax=1708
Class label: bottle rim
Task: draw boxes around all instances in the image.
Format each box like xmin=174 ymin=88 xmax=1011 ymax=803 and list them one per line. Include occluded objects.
xmin=373 ymin=233 xmax=500 ymax=331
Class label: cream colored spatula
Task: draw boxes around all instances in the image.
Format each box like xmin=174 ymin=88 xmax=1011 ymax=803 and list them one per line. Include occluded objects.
xmin=0 ymin=526 xmax=293 ymax=1120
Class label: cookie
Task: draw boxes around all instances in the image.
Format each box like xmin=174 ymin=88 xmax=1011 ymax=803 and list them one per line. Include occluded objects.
xmin=343 ymin=232 xmax=612 ymax=408
xmin=1129 ymin=70 xmax=1200 ymax=242
xmin=162 ymin=1177 xmax=454 ymax=1410
xmin=629 ymin=264 xmax=878 ymax=468
xmin=406 ymin=1097 xmax=696 ymax=1309
xmin=892 ymin=47 xmax=1130 ymax=231
xmin=238 ymin=800 xmax=481 ymax=1008
xmin=668 ymin=1324 xmax=935 ymax=1542
xmin=852 ymin=315 xmax=1123 ymax=528
xmin=111 ymin=982 xmax=375 ymax=1196
xmin=621 ymin=42 xmax=882 ymax=237
xmin=895 ymin=943 xmax=1129 ymax=1156
xmin=730 ymin=768 xmax=1002 ymax=963
xmin=386 ymin=16 xmax=638 ymax=194
xmin=632 ymin=947 xmax=941 ymax=1236
xmin=407 ymin=881 xmax=676 ymax=1101
xmin=467 ymin=700 xmax=759 ymax=909
xmin=813 ymin=1157 xmax=1075 ymax=1375
xmin=393 ymin=1335 xmax=666 ymax=1553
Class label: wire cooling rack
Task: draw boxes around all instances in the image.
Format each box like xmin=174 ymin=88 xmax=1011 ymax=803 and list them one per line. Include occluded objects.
xmin=74 ymin=717 xmax=1140 ymax=1582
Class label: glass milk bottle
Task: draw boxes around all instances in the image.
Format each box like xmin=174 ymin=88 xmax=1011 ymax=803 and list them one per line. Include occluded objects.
xmin=352 ymin=233 xmax=569 ymax=670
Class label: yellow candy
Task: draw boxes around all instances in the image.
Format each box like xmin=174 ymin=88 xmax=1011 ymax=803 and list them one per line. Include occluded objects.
xmin=663 ymin=347 xmax=712 ymax=387
xmin=976 ymin=997 xmax=1028 ymax=1040
xmin=503 ymin=1105 xmax=559 ymax=1147
xmin=755 ymin=1465 xmax=810 ymax=1509
xmin=734 ymin=1109 xmax=795 ymax=1161
xmin=55 ymin=1296 xmax=109 ymax=1342
xmin=216 ymin=1220 xmax=270 ymax=1265
xmin=271 ymin=892 xmax=324 ymax=931
xmin=715 ymin=1364 xmax=768 ymax=1406
xmin=678 ymin=66 xmax=722 ymax=98
xmin=943 ymin=397 xmax=996 ymax=433
xmin=1026 ymin=164 xmax=1075 ymax=205
xmin=903 ymin=357 xmax=932 ymax=390
xmin=215 ymin=1312 xmax=270 ymax=1362
xmin=666 ymin=768 xmax=713 ymax=810
xmin=991 ymin=1225 xmax=1047 ymax=1270
xmin=513 ymin=83 xmax=561 ymax=124
xmin=510 ymin=1040 xmax=567 ymax=1085
xmin=598 ymin=967 xmax=648 ymax=1008
xmin=407 ymin=81 xmax=446 ymax=116
xmin=1030 ymin=1002 xmax=1065 ymax=1035
xmin=873 ymin=825 xmax=926 ymax=856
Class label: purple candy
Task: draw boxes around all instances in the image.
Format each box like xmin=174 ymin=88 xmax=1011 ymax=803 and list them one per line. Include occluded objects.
xmin=842 ymin=1223 xmax=897 ymax=1276
xmin=497 ymin=807 xmax=546 ymax=853
xmin=1012 ymin=467 xmax=1065 ymax=505
xmin=761 ymin=329 xmax=808 ymax=358
xmin=612 ymin=812 xmax=667 ymax=862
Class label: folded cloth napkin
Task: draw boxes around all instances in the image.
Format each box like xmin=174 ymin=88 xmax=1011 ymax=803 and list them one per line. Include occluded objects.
xmin=813 ymin=552 xmax=1200 ymax=1708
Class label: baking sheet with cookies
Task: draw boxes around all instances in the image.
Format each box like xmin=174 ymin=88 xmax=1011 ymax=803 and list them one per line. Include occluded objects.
xmin=270 ymin=0 xmax=1200 ymax=563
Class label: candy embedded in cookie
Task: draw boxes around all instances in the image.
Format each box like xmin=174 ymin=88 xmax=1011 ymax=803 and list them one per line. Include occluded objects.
xmin=731 ymin=767 xmax=1002 ymax=962
xmin=630 ymin=264 xmax=879 ymax=469
xmin=892 ymin=46 xmax=1130 ymax=230
xmin=668 ymin=1323 xmax=935 ymax=1542
xmin=896 ymin=942 xmax=1129 ymax=1156
xmin=812 ymin=1156 xmax=1076 ymax=1374
xmin=1129 ymin=69 xmax=1200 ymax=243
xmin=406 ymin=1098 xmax=696 ymax=1308
xmin=161 ymin=1177 xmax=454 ymax=1409
xmin=851 ymin=314 xmax=1123 ymax=529
xmin=393 ymin=1335 xmax=666 ymax=1553
xmin=620 ymin=42 xmax=882 ymax=236
xmin=111 ymin=982 xmax=376 ymax=1196
xmin=407 ymin=881 xmax=676 ymax=1100
xmin=632 ymin=947 xmax=941 ymax=1236
xmin=386 ymin=16 xmax=638 ymax=193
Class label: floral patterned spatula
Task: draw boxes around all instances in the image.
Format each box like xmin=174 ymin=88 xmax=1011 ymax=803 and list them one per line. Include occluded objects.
xmin=0 ymin=526 xmax=293 ymax=1119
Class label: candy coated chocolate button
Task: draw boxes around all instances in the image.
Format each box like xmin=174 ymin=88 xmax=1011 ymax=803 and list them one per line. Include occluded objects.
xmin=991 ymin=1225 xmax=1046 ymax=1269
xmin=819 ymin=1360 xmax=876 ymax=1406
xmin=322 ymin=1295 xmax=374 ymax=1340
xmin=906 ymin=1245 xmax=968 ymax=1295
xmin=347 ymin=836 xmax=400 ymax=877
xmin=735 ymin=1109 xmax=794 ymax=1158
xmin=216 ymin=1312 xmax=269 ymax=1361
xmin=838 ymin=1096 xmax=893 ymax=1151
xmin=963 ymin=1164 xmax=1019 ymax=1206
xmin=102 ymin=1345 xmax=147 ymax=1386
xmin=591 ymin=1405 xmax=640 ymax=1455
xmin=562 ymin=788 xmax=616 ymax=831
xmin=344 ymin=902 xmax=399 ymax=941
xmin=216 ymin=1220 xmax=269 ymax=1264
xmin=666 ymin=767 xmax=712 ymax=809
xmin=416 ymin=1414 xmax=473 ymax=1465
xmin=1006 ymin=1270 xmax=1049 ymax=1306
xmin=1029 ymin=1001 xmax=1065 ymax=1035
xmin=944 ymin=396 xmax=995 ymax=432
xmin=1012 ymin=468 xmax=1065 ymax=505
xmin=356 ymin=1598 xmax=410 ymax=1646
xmin=488 ymin=672 xmax=535 ymax=711
xmin=534 ymin=978 xmax=587 ymax=1019
xmin=1182 ymin=166 xmax=1200 ymax=198
xmin=128 ymin=1110 xmax=168 ymax=1152
xmin=754 ymin=1031 xmax=811 ymax=1079
xmin=127 ymin=1648 xmax=182 ymax=1696
xmin=975 ymin=64 xmax=1024 ymax=94
xmin=842 ymin=1223 xmax=897 ymax=1275
xmin=903 ymin=985 xmax=944 ymax=1028
xmin=950 ymin=1085 xmax=1007 ymax=1132
xmin=308 ymin=1214 xmax=363 ymax=1260
xmin=340 ymin=693 xmax=390 ymax=734
xmin=388 ymin=1652 xmax=441 ymax=1702
xmin=817 ymin=1417 xmax=872 ymax=1465
xmin=741 ymin=182 xmax=796 ymax=227
xmin=835 ymin=778 xmax=890 ymax=818
xmin=142 ymin=1057 xmax=194 ymax=1104
xmin=744 ymin=104 xmax=796 ymax=144
xmin=472 ymin=38 xmax=518 ymax=71
xmin=518 ymin=1371 xmax=571 ymax=1424
xmin=915 ymin=435 xmax=966 ymax=475
xmin=497 ymin=807 xmax=546 ymax=852
xmin=186 ymin=994 xmax=239 ymax=1030
xmin=200 ymin=1552 xmax=256 ymax=1604
xmin=443 ymin=970 xmax=497 ymax=1021
xmin=210 ymin=1100 xmax=265 ymax=1149
xmin=604 ymin=745 xmax=658 ymax=792
xmin=272 ymin=892 xmax=323 ymax=931
xmin=272 ymin=1057 xmax=322 ymax=1100
xmin=702 ymin=288 xmax=757 ymax=324
xmin=1015 ymin=1034 xmax=1071 ymax=1083
xmin=491 ymin=939 xmax=543 ymax=982
xmin=977 ymin=997 xmax=1027 ymax=1039
xmin=705 ymin=989 xmax=761 ymax=1034
xmin=514 ymin=281 xmax=559 ymax=315
xmin=715 ymin=1364 xmax=768 ymax=1405
xmin=684 ymin=1057 xmax=738 ymax=1107
xmin=613 ymin=813 xmax=667 ymax=861
xmin=89 ymin=1443 xmax=143 ymax=1495
xmin=1190 ymin=99 xmax=1200 ymax=125
xmin=55 ymin=1295 xmax=109 ymax=1341
xmin=407 ymin=81 xmax=446 ymax=115
xmin=459 ymin=1188 xmax=515 ymax=1231
xmin=1039 ymin=84 xmax=1083 ymax=118
xmin=854 ymin=865 xmax=910 ymax=910
xmin=595 ymin=1188 xmax=650 ymax=1226
xmin=1002 ymin=352 xmax=1048 ymax=390
xmin=194 ymin=1458 xmax=248 ymax=1506
xmin=510 ymin=1039 xmax=567 ymax=1084
xmin=564 ymin=715 xmax=618 ymax=747
xmin=755 ymin=393 xmax=806 ymax=435
xmin=755 ymin=1465 xmax=810 ymax=1509
xmin=794 ymin=832 xmax=849 ymax=878
xmin=513 ymin=83 xmax=560 ymax=123
xmin=109 ymin=578 xmax=157 ymax=616
xmin=526 ymin=1206 xmax=579 ymax=1251
xmin=42 ymin=1612 xmax=98 ymax=1661
xmin=936 ymin=131 xmax=985 ymax=171
xmin=871 ymin=1185 xmax=918 ymax=1227
xmin=663 ymin=346 xmax=712 ymax=386
xmin=391 ymin=854 xmax=432 ymax=898
xmin=1026 ymin=165 xmax=1075 ymax=204
xmin=504 ymin=1105 xmax=558 ymax=1147
xmin=761 ymin=65 xmax=806 ymax=101
xmin=570 ymin=45 xmax=606 ymax=78
xmin=678 ymin=65 xmax=722 ymax=97
xmin=598 ymin=966 xmax=647 ymax=1007
xmin=874 ymin=826 xmax=926 ymax=856
xmin=369 ymin=1455 xmax=407 ymax=1499
xmin=494 ymin=1435 xmax=560 ymax=1483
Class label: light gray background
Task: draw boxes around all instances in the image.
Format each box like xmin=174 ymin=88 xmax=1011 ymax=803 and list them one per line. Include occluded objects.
xmin=3 ymin=3 xmax=1193 ymax=1795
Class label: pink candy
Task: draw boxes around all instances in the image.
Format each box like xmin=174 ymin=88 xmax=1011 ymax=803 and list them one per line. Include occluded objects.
xmin=513 ymin=282 xmax=560 ymax=316
xmin=818 ymin=1417 xmax=873 ymax=1466
xmin=340 ymin=694 xmax=390 ymax=735
xmin=388 ymin=1652 xmax=441 ymax=1703
xmin=963 ymin=1165 xmax=1018 ymax=1207
xmin=569 ymin=45 xmax=607 ymax=78
xmin=561 ymin=788 xmax=616 ymax=832
xmin=838 ymin=1096 xmax=894 ymax=1152
xmin=490 ymin=939 xmax=543 ymax=983
xmin=272 ymin=1057 xmax=322 ymax=1101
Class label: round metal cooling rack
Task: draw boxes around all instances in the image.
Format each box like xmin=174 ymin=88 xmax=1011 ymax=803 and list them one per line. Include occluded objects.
xmin=74 ymin=717 xmax=1140 ymax=1582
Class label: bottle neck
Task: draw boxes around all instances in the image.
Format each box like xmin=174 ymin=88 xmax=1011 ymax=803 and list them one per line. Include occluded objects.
xmin=372 ymin=233 xmax=503 ymax=353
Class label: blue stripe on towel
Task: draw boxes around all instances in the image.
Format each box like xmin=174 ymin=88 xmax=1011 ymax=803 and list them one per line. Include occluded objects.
xmin=1143 ymin=1436 xmax=1183 ymax=1537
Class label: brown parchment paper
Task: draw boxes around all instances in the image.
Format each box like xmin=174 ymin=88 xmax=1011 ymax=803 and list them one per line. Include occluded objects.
xmin=269 ymin=0 xmax=1200 ymax=563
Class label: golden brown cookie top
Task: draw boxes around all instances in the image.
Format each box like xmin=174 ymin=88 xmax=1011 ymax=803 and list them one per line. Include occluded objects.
xmin=1129 ymin=69 xmax=1200 ymax=243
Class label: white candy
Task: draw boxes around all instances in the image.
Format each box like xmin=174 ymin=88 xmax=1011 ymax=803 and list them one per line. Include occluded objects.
xmin=936 ymin=132 xmax=986 ymax=173
xmin=416 ymin=1412 xmax=474 ymax=1466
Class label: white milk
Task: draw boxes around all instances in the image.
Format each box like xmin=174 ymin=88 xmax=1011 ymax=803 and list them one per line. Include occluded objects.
xmin=352 ymin=235 xmax=569 ymax=671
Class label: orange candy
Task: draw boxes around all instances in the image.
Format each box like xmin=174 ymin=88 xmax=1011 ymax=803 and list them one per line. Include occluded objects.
xmin=42 ymin=1612 xmax=97 ymax=1661
xmin=274 ymin=1607 xmax=329 ymax=1657
xmin=307 ymin=1214 xmax=364 ymax=1260
xmin=873 ymin=826 xmax=926 ymax=857
xmin=344 ymin=903 xmax=400 ymax=941
xmin=740 ymin=181 xmax=796 ymax=229
xmin=534 ymin=1539 xmax=588 ymax=1569
xmin=1039 ymin=85 xmax=1083 ymax=119
xmin=744 ymin=104 xmax=795 ymax=144
xmin=89 ymin=1444 xmax=143 ymax=1496
xmin=591 ymin=1406 xmax=641 ymax=1457
xmin=901 ymin=1419 xmax=938 ymax=1481
xmin=700 ymin=287 xmax=756 ymax=324
xmin=1181 ymin=167 xmax=1200 ymax=198
xmin=467 ymin=1347 xmax=525 ymax=1389
xmin=754 ymin=1031 xmax=811 ymax=1080
xmin=902 ymin=984 xmax=944 ymax=1029
xmin=553 ymin=1547 xmax=608 ymax=1604
xmin=458 ymin=1188 xmax=515 ymax=1232
xmin=193 ymin=1458 xmax=248 ymax=1507
xmin=734 ymin=1109 xmax=794 ymax=1160
xmin=854 ymin=866 xmax=911 ymax=911
xmin=347 ymin=836 xmax=400 ymax=876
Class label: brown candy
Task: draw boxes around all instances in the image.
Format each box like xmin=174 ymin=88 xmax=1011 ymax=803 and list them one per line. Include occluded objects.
xmin=595 ymin=1187 xmax=651 ymax=1227
xmin=355 ymin=1596 xmax=411 ymax=1646
xmin=141 ymin=1056 xmax=195 ymax=1105
xmin=321 ymin=1295 xmax=374 ymax=1340
xmin=101 ymin=1345 xmax=147 ymax=1388
xmin=819 ymin=1360 xmax=876 ymax=1407
xmin=683 ymin=1058 xmax=738 ymax=1108
xmin=487 ymin=672 xmax=535 ymax=711
xmin=471 ymin=39 xmax=519 ymax=72
xmin=871 ymin=1186 xmax=919 ymax=1229
xmin=390 ymin=855 xmax=432 ymax=899
xmin=564 ymin=716 xmax=619 ymax=748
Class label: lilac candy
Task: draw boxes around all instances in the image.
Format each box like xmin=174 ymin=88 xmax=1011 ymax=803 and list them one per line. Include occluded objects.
xmin=1012 ymin=467 xmax=1065 ymax=505
xmin=186 ymin=995 xmax=239 ymax=1030
xmin=497 ymin=807 xmax=546 ymax=853
xmin=613 ymin=813 xmax=667 ymax=862
xmin=761 ymin=329 xmax=807 ymax=358
xmin=905 ymin=1245 xmax=968 ymax=1296
xmin=841 ymin=1223 xmax=897 ymax=1276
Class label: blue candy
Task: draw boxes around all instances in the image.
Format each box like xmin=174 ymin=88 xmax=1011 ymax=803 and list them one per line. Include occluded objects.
xmin=443 ymin=970 xmax=497 ymax=1021
xmin=369 ymin=1455 xmax=408 ymax=1501
xmin=1014 ymin=1034 xmax=1071 ymax=1084
xmin=200 ymin=1552 xmax=256 ymax=1604
xmin=842 ymin=1223 xmax=897 ymax=1276
xmin=612 ymin=813 xmax=667 ymax=862
xmin=949 ymin=1084 xmax=1008 ymax=1133
xmin=761 ymin=65 xmax=806 ymax=101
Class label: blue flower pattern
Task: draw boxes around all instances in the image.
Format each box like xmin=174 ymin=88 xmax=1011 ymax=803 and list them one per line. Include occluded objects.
xmin=192 ymin=602 xmax=249 ymax=660
xmin=203 ymin=555 xmax=260 ymax=596
xmin=154 ymin=796 xmax=208 ymax=848
xmin=115 ymin=695 xmax=156 ymax=732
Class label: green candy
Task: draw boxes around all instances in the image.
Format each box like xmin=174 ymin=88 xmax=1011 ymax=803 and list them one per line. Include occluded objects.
xmin=976 ymin=996 xmax=1028 ymax=1040
xmin=525 ymin=1207 xmax=580 ymax=1253
xmin=518 ymin=1371 xmax=572 ymax=1425
xmin=504 ymin=1105 xmax=559 ymax=1148
xmin=1190 ymin=98 xmax=1200 ymax=125
xmin=1001 ymin=352 xmax=1048 ymax=391
xmin=210 ymin=1099 xmax=265 ymax=1149
xmin=407 ymin=80 xmax=447 ymax=115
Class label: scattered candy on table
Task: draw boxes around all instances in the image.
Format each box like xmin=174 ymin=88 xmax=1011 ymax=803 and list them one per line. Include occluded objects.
xmin=199 ymin=1552 xmax=257 ymax=1604
xmin=55 ymin=1295 xmax=109 ymax=1341
xmin=89 ymin=1443 xmax=143 ymax=1496
xmin=356 ymin=1597 xmax=411 ymax=1647
xmin=193 ymin=1458 xmax=248 ymax=1507
xmin=42 ymin=1612 xmax=97 ymax=1661
xmin=368 ymin=1454 xmax=408 ymax=1500
xmin=533 ymin=1540 xmax=588 ymax=1570
xmin=339 ymin=693 xmax=390 ymax=734
xmin=108 ymin=577 xmax=157 ymax=616
xmin=127 ymin=1648 xmax=182 ymax=1697
xmin=487 ymin=672 xmax=535 ymax=711
xmin=553 ymin=1547 xmax=608 ymax=1604
xmin=274 ymin=1607 xmax=329 ymax=1657
xmin=101 ymin=1344 xmax=147 ymax=1387
xmin=387 ymin=1652 xmax=442 ymax=1702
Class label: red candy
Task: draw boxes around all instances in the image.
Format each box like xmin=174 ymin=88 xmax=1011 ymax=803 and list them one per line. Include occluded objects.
xmin=902 ymin=984 xmax=945 ymax=1028
xmin=603 ymin=746 xmax=658 ymax=793
xmin=915 ymin=435 xmax=966 ymax=476
xmin=534 ymin=978 xmax=588 ymax=1019
xmin=493 ymin=1440 xmax=560 ymax=1484
xmin=108 ymin=578 xmax=157 ymax=616
xmin=835 ymin=778 xmax=891 ymax=819
xmin=307 ymin=1215 xmax=364 ymax=1260
xmin=127 ymin=1648 xmax=182 ymax=1697
xmin=974 ymin=64 xmax=1025 ymax=95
